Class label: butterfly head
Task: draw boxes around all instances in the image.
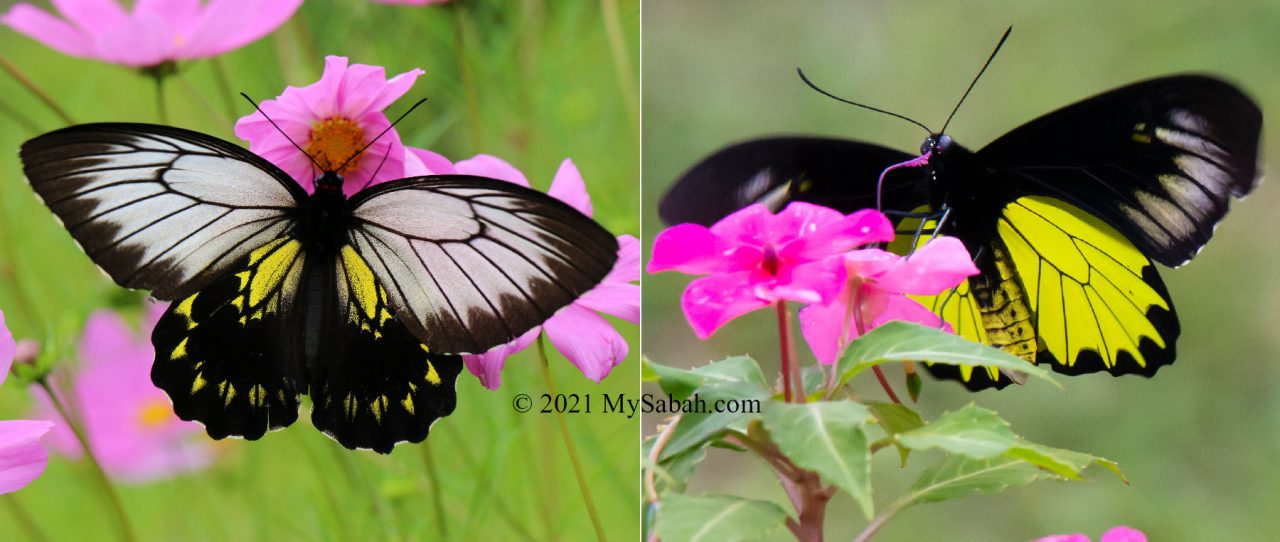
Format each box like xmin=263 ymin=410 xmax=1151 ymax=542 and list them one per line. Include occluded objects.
xmin=315 ymin=171 xmax=345 ymax=194
xmin=920 ymin=134 xmax=954 ymax=157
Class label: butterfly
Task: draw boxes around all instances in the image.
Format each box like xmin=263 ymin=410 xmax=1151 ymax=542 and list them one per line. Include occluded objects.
xmin=20 ymin=123 xmax=619 ymax=452
xmin=660 ymin=67 xmax=1261 ymax=390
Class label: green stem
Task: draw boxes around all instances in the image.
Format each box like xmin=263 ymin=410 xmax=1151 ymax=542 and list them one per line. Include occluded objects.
xmin=776 ymin=301 xmax=801 ymax=402
xmin=36 ymin=379 xmax=137 ymax=542
xmin=0 ymin=52 xmax=74 ymax=125
xmin=153 ymin=76 xmax=169 ymax=124
xmin=437 ymin=422 xmax=537 ymax=539
xmin=325 ymin=443 xmax=398 ymax=542
xmin=450 ymin=5 xmax=483 ymax=151
xmin=0 ymin=95 xmax=41 ymax=134
xmin=852 ymin=283 xmax=900 ymax=404
xmin=418 ymin=444 xmax=450 ymax=539
xmin=209 ymin=58 xmax=240 ymax=122
xmin=853 ymin=500 xmax=906 ymax=542
xmin=536 ymin=335 xmax=608 ymax=542
xmin=598 ymin=0 xmax=638 ymax=131
xmin=4 ymin=495 xmax=51 ymax=542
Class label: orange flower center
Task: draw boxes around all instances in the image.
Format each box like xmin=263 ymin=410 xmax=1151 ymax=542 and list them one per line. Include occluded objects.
xmin=307 ymin=117 xmax=366 ymax=174
xmin=137 ymin=399 xmax=173 ymax=430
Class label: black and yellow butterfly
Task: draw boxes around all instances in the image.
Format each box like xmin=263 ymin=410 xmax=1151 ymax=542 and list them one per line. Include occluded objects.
xmin=21 ymin=124 xmax=618 ymax=452
xmin=660 ymin=75 xmax=1261 ymax=390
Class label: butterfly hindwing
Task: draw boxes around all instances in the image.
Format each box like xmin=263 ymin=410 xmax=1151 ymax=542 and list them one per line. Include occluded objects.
xmin=309 ymin=244 xmax=462 ymax=453
xmin=346 ymin=175 xmax=619 ymax=355
xmin=151 ymin=236 xmax=309 ymax=439
xmin=21 ymin=124 xmax=306 ymax=300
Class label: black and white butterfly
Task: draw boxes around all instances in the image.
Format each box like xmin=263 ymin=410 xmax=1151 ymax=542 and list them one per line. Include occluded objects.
xmin=21 ymin=123 xmax=618 ymax=453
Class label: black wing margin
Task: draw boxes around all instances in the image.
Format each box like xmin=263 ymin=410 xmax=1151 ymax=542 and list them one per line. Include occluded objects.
xmin=346 ymin=175 xmax=619 ymax=355
xmin=980 ymin=75 xmax=1262 ymax=267
xmin=658 ymin=137 xmax=929 ymax=225
xmin=20 ymin=123 xmax=307 ymax=300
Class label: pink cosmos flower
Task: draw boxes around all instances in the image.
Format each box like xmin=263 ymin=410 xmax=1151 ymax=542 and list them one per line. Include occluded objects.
xmin=32 ymin=305 xmax=212 ymax=483
xmin=799 ymin=236 xmax=978 ymax=364
xmin=402 ymin=153 xmax=639 ymax=389
xmin=2 ymin=0 xmax=302 ymax=68
xmin=648 ymin=203 xmax=894 ymax=339
xmin=0 ymin=309 xmax=55 ymax=494
xmin=1033 ymin=526 xmax=1147 ymax=542
xmin=235 ymin=55 xmax=424 ymax=196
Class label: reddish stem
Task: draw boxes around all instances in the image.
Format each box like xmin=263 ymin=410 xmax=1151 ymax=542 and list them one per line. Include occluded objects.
xmin=871 ymin=366 xmax=901 ymax=404
xmin=776 ymin=301 xmax=795 ymax=402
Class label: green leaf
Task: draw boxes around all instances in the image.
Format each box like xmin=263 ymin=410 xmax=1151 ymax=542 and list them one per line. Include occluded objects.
xmin=658 ymin=493 xmax=788 ymax=542
xmin=660 ymin=382 xmax=769 ymax=460
xmin=867 ymin=402 xmax=925 ymax=466
xmin=762 ymin=401 xmax=875 ymax=519
xmin=901 ymin=455 xmax=1040 ymax=506
xmin=643 ymin=436 xmax=711 ymax=494
xmin=646 ymin=356 xmax=768 ymax=401
xmin=896 ymin=403 xmax=1015 ymax=459
xmin=1006 ymin=440 xmax=1128 ymax=483
xmin=835 ymin=321 xmax=1057 ymax=389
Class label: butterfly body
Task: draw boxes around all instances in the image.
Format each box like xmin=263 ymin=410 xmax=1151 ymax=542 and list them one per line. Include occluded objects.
xmin=22 ymin=123 xmax=618 ymax=452
xmin=661 ymin=75 xmax=1259 ymax=390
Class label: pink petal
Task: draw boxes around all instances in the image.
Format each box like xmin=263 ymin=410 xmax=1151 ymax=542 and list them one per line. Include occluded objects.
xmin=0 ymin=310 xmax=14 ymax=387
xmin=1100 ymin=527 xmax=1146 ymax=542
xmin=681 ymin=272 xmax=771 ymax=339
xmin=544 ymin=305 xmax=628 ymax=382
xmin=361 ymin=67 xmax=425 ymax=117
xmin=462 ymin=328 xmax=538 ymax=390
xmin=405 ymin=147 xmax=456 ymax=176
xmin=606 ymin=235 xmax=641 ymax=284
xmin=50 ymin=0 xmax=127 ymax=34
xmin=454 ymin=154 xmax=529 ymax=187
xmin=93 ymin=12 xmax=177 ymax=67
xmin=0 ymin=420 xmax=54 ymax=494
xmin=133 ymin=0 xmax=201 ymax=34
xmin=2 ymin=5 xmax=95 ymax=58
xmin=707 ymin=204 xmax=772 ymax=247
xmin=798 ymin=287 xmax=856 ymax=365
xmin=866 ymin=295 xmax=946 ymax=331
xmin=843 ymin=248 xmax=903 ymax=279
xmin=648 ymin=224 xmax=760 ymax=275
xmin=371 ymin=0 xmax=451 ymax=4
xmin=768 ymin=202 xmax=851 ymax=246
xmin=297 ymin=56 xmax=348 ymax=119
xmin=779 ymin=208 xmax=894 ymax=261
xmin=179 ymin=0 xmax=300 ymax=59
xmin=576 ymin=235 xmax=640 ymax=323
xmin=773 ymin=257 xmax=846 ymax=305
xmin=77 ymin=310 xmax=137 ymax=369
xmin=547 ymin=159 xmax=592 ymax=217
xmin=874 ymin=236 xmax=977 ymax=295
xmin=1032 ymin=536 xmax=1090 ymax=542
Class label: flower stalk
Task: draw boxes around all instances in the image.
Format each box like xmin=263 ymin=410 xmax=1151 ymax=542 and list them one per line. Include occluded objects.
xmin=0 ymin=52 xmax=74 ymax=125
xmin=537 ymin=335 xmax=608 ymax=542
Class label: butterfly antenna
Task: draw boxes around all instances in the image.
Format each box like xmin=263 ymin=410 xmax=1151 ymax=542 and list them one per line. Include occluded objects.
xmin=240 ymin=93 xmax=325 ymax=172
xmin=796 ymin=68 xmax=933 ymax=135
xmin=335 ymin=98 xmax=428 ymax=174
xmin=360 ymin=141 xmax=394 ymax=191
xmin=940 ymin=26 xmax=1011 ymax=134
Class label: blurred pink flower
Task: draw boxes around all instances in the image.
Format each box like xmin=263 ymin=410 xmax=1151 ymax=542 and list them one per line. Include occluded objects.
xmin=1033 ymin=526 xmax=1146 ymax=542
xmin=648 ymin=203 xmax=894 ymax=339
xmin=404 ymin=154 xmax=638 ymax=389
xmin=372 ymin=0 xmax=450 ymax=4
xmin=799 ymin=236 xmax=977 ymax=364
xmin=235 ymin=55 xmax=424 ymax=195
xmin=2 ymin=0 xmax=302 ymax=68
xmin=0 ymin=309 xmax=55 ymax=495
xmin=32 ymin=306 xmax=212 ymax=483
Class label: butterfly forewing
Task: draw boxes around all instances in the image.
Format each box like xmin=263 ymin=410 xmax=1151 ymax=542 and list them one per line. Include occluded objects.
xmin=20 ymin=124 xmax=306 ymax=300
xmin=347 ymin=176 xmax=619 ymax=355
xmin=980 ymin=75 xmax=1262 ymax=267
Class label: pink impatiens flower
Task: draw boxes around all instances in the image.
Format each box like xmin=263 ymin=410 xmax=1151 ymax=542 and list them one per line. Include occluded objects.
xmin=2 ymin=0 xmax=302 ymax=68
xmin=235 ymin=55 xmax=424 ymax=195
xmin=0 ymin=309 xmax=55 ymax=495
xmin=648 ymin=203 xmax=894 ymax=339
xmin=1033 ymin=526 xmax=1147 ymax=542
xmin=33 ymin=306 xmax=211 ymax=483
xmin=372 ymin=0 xmax=450 ymax=4
xmin=403 ymin=153 xmax=638 ymax=389
xmin=799 ymin=236 xmax=978 ymax=364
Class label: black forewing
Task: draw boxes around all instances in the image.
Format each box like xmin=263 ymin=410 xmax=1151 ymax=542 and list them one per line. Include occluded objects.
xmin=658 ymin=137 xmax=930 ymax=225
xmin=978 ymin=75 xmax=1262 ymax=267
xmin=20 ymin=123 xmax=307 ymax=300
xmin=346 ymin=175 xmax=619 ymax=355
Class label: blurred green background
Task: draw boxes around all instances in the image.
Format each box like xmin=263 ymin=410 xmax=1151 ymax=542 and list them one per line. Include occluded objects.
xmin=0 ymin=0 xmax=638 ymax=540
xmin=643 ymin=1 xmax=1280 ymax=540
